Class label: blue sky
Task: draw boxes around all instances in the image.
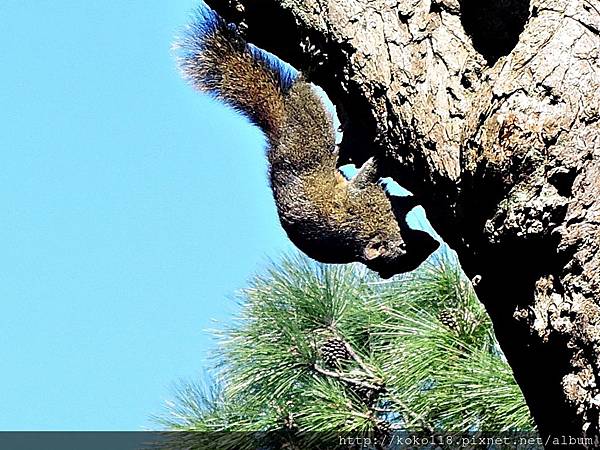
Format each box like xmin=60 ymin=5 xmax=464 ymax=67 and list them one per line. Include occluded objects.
xmin=0 ymin=1 xmax=293 ymax=430
xmin=0 ymin=1 xmax=441 ymax=431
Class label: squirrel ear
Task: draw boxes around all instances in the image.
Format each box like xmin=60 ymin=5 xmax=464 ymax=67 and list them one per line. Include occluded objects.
xmin=350 ymin=157 xmax=380 ymax=190
xmin=364 ymin=240 xmax=384 ymax=260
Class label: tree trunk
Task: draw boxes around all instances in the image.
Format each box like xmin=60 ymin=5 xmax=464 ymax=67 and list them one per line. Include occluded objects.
xmin=206 ymin=0 xmax=600 ymax=445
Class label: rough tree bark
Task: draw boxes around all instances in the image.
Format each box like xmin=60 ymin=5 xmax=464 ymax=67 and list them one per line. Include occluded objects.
xmin=205 ymin=0 xmax=600 ymax=445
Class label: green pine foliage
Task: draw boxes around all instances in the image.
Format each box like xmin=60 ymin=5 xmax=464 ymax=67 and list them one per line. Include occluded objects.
xmin=158 ymin=252 xmax=534 ymax=448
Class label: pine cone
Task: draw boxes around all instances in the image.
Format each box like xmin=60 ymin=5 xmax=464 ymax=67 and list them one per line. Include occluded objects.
xmin=351 ymin=382 xmax=383 ymax=406
xmin=374 ymin=419 xmax=392 ymax=443
xmin=320 ymin=338 xmax=350 ymax=367
xmin=438 ymin=309 xmax=459 ymax=331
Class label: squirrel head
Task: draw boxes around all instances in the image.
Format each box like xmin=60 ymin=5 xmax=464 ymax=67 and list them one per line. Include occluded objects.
xmin=359 ymin=196 xmax=440 ymax=278
xmin=361 ymin=233 xmax=407 ymax=278
xmin=362 ymin=230 xmax=439 ymax=278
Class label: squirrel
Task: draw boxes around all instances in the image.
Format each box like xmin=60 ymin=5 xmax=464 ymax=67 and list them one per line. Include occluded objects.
xmin=177 ymin=10 xmax=439 ymax=278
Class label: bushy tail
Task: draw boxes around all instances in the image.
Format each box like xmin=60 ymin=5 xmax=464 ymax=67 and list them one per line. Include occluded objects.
xmin=177 ymin=9 xmax=293 ymax=142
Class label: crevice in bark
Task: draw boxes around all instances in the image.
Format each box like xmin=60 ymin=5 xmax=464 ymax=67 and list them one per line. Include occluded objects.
xmin=548 ymin=167 xmax=578 ymax=198
xmin=459 ymin=0 xmax=531 ymax=64
xmin=458 ymin=170 xmax=510 ymax=254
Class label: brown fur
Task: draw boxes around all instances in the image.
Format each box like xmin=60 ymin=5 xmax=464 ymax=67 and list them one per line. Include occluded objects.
xmin=179 ymin=13 xmax=438 ymax=277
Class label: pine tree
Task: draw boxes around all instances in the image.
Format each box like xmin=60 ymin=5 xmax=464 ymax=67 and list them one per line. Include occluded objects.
xmin=157 ymin=252 xmax=535 ymax=449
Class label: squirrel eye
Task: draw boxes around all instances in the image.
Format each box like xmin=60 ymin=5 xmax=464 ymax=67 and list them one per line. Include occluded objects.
xmin=364 ymin=239 xmax=385 ymax=260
